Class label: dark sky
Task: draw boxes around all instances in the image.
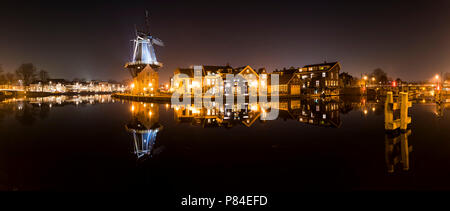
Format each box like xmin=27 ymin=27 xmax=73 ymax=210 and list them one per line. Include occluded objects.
xmin=1 ymin=0 xmax=449 ymax=83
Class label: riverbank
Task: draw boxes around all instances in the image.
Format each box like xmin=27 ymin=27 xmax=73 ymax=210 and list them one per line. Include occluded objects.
xmin=24 ymin=91 xmax=116 ymax=98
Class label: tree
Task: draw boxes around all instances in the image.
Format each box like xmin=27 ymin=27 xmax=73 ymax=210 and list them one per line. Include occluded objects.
xmin=370 ymin=68 xmax=388 ymax=84
xmin=15 ymin=63 xmax=37 ymax=85
xmin=339 ymin=72 xmax=355 ymax=87
xmin=444 ymin=72 xmax=450 ymax=81
xmin=5 ymin=72 xmax=16 ymax=84
xmin=38 ymin=70 xmax=50 ymax=82
xmin=0 ymin=64 xmax=4 ymax=84
xmin=107 ymin=79 xmax=118 ymax=84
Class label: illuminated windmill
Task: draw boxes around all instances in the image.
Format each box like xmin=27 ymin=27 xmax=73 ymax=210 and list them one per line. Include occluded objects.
xmin=125 ymin=11 xmax=163 ymax=95
xmin=125 ymin=10 xmax=164 ymax=77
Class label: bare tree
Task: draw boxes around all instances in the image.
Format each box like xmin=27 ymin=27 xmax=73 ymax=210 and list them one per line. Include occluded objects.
xmin=5 ymin=72 xmax=16 ymax=84
xmin=0 ymin=64 xmax=4 ymax=85
xmin=15 ymin=63 xmax=37 ymax=85
xmin=370 ymin=68 xmax=388 ymax=84
xmin=38 ymin=70 xmax=50 ymax=82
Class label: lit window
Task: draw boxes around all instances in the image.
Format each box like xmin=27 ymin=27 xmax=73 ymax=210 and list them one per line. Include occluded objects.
xmin=322 ymin=72 xmax=326 ymax=77
xmin=316 ymin=81 xmax=319 ymax=87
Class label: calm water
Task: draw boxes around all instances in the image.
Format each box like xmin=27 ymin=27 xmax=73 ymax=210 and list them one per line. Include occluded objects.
xmin=1 ymin=95 xmax=450 ymax=193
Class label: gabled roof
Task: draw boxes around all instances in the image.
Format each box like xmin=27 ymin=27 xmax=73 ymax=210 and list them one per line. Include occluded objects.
xmin=236 ymin=65 xmax=259 ymax=79
xmin=175 ymin=68 xmax=195 ymax=77
xmin=303 ymin=62 xmax=339 ymax=70
xmin=203 ymin=65 xmax=233 ymax=74
xmin=274 ymin=68 xmax=299 ymax=75
xmin=269 ymin=72 xmax=296 ymax=85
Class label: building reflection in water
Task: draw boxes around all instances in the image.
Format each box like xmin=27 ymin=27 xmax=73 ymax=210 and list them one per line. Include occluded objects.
xmin=125 ymin=102 xmax=163 ymax=160
xmin=385 ymin=129 xmax=412 ymax=173
xmin=0 ymin=95 xmax=114 ymax=125
xmin=171 ymin=97 xmax=341 ymax=128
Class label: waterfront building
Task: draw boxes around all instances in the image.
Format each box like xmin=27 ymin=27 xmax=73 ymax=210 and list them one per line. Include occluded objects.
xmin=299 ymin=62 xmax=341 ymax=95
xmin=129 ymin=65 xmax=159 ymax=96
xmin=269 ymin=68 xmax=302 ymax=96
xmin=28 ymin=80 xmax=125 ymax=93
xmin=29 ymin=79 xmax=68 ymax=93
xmin=170 ymin=61 xmax=341 ymax=97
xmin=171 ymin=65 xmax=266 ymax=96
xmin=271 ymin=62 xmax=341 ymax=96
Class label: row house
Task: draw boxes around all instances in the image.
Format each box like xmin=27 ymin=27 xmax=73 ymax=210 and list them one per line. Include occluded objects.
xmin=270 ymin=62 xmax=341 ymax=96
xmin=298 ymin=62 xmax=341 ymax=95
xmin=29 ymin=79 xmax=125 ymax=93
xmin=171 ymin=65 xmax=267 ymax=96
xmin=170 ymin=62 xmax=341 ymax=96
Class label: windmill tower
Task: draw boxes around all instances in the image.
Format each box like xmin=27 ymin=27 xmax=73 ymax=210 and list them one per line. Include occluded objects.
xmin=125 ymin=11 xmax=164 ymax=95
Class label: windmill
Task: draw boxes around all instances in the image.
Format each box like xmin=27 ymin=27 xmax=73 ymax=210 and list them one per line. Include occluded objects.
xmin=125 ymin=10 xmax=164 ymax=77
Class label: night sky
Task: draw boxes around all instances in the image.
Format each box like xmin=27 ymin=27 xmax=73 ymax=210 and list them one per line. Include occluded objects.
xmin=1 ymin=0 xmax=449 ymax=83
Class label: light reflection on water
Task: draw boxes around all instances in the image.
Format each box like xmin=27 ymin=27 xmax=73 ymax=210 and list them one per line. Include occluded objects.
xmin=0 ymin=95 xmax=450 ymax=191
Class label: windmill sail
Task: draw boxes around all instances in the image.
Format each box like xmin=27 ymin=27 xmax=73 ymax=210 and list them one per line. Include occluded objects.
xmin=125 ymin=11 xmax=163 ymax=70
xmin=152 ymin=38 xmax=164 ymax=46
